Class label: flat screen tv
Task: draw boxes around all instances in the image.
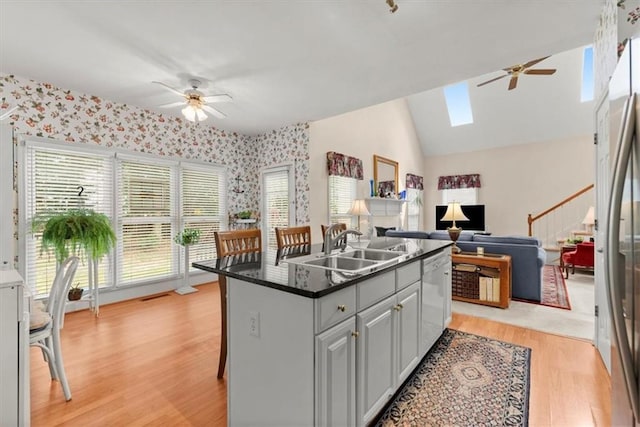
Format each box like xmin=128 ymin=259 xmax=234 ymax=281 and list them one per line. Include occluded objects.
xmin=435 ymin=204 xmax=486 ymax=231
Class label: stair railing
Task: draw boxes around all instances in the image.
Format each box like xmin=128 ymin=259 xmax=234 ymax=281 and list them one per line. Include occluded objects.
xmin=527 ymin=184 xmax=594 ymax=247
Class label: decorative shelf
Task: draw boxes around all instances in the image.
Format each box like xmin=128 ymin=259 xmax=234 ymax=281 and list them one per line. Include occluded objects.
xmin=364 ymin=198 xmax=406 ymax=216
xmin=235 ymin=219 xmax=257 ymax=224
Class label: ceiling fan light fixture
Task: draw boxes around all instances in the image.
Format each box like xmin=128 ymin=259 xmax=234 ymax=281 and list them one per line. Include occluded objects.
xmin=182 ymin=105 xmax=197 ymax=122
xmin=195 ymin=108 xmax=207 ymax=122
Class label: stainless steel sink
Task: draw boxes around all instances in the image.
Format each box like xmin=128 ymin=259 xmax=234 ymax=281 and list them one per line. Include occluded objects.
xmin=303 ymin=256 xmax=378 ymax=271
xmin=282 ymin=246 xmax=409 ymax=276
xmin=337 ymin=248 xmax=402 ymax=262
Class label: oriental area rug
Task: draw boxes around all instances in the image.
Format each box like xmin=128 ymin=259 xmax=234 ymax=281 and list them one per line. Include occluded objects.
xmin=374 ymin=329 xmax=531 ymax=427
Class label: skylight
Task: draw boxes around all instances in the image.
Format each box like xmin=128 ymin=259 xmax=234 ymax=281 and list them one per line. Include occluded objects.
xmin=444 ymin=82 xmax=473 ymax=126
xmin=581 ymin=46 xmax=594 ymax=102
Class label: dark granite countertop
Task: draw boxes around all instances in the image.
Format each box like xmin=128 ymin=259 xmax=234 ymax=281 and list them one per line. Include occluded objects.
xmin=192 ymin=237 xmax=452 ymax=298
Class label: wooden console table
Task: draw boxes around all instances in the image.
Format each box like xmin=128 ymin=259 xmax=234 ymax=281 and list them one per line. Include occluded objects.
xmin=451 ymin=252 xmax=512 ymax=309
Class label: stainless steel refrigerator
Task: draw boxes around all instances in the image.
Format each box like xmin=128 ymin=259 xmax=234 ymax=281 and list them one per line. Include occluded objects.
xmin=607 ymin=36 xmax=640 ymax=425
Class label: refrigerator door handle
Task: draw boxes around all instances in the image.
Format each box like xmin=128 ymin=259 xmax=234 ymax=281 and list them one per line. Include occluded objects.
xmin=607 ymin=93 xmax=639 ymax=421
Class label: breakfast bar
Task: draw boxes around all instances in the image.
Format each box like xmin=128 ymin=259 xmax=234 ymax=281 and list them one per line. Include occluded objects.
xmin=193 ymin=237 xmax=452 ymax=427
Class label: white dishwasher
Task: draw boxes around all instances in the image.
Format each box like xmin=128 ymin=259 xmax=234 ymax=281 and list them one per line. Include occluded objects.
xmin=421 ymin=251 xmax=451 ymax=356
xmin=0 ymin=269 xmax=30 ymax=427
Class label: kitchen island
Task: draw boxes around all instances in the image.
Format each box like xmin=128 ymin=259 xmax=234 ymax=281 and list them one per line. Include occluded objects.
xmin=193 ymin=237 xmax=452 ymax=427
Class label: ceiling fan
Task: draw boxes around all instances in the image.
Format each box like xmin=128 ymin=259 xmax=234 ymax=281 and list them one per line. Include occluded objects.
xmin=152 ymin=79 xmax=232 ymax=122
xmin=477 ymin=56 xmax=557 ymax=91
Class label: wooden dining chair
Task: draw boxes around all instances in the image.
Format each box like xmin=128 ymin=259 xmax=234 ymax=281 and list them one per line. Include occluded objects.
xmin=275 ymin=226 xmax=311 ymax=250
xmin=213 ymin=229 xmax=262 ymax=378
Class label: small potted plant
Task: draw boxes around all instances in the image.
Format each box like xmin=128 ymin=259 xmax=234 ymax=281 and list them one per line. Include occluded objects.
xmin=68 ymin=282 xmax=84 ymax=301
xmin=174 ymin=228 xmax=201 ymax=295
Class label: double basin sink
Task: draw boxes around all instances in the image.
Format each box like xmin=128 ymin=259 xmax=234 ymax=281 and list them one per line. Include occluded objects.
xmin=284 ymin=247 xmax=410 ymax=276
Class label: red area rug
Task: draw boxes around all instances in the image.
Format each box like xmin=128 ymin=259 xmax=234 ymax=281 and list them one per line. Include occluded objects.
xmin=540 ymin=265 xmax=571 ymax=310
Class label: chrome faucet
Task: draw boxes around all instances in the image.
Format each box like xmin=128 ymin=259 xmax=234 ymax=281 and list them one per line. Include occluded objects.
xmin=324 ymin=224 xmax=362 ymax=255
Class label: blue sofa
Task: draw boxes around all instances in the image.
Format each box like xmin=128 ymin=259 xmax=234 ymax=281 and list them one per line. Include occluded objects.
xmin=385 ymin=230 xmax=546 ymax=302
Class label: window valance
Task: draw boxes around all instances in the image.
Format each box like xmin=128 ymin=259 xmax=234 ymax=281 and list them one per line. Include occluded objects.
xmin=405 ymin=173 xmax=424 ymax=190
xmin=326 ymin=151 xmax=363 ymax=180
xmin=437 ymin=174 xmax=481 ymax=190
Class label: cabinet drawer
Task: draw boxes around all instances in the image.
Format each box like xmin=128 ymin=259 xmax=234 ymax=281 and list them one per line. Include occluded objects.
xmin=357 ymin=271 xmax=395 ymax=311
xmin=396 ymin=261 xmax=421 ymax=291
xmin=315 ymin=286 xmax=356 ymax=334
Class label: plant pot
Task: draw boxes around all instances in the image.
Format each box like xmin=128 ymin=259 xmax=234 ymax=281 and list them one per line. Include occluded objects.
xmin=68 ymin=288 xmax=84 ymax=301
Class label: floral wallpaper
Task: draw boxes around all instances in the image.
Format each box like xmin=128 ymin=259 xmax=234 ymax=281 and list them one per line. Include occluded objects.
xmin=594 ymin=0 xmax=619 ymax=100
xmin=0 ymin=73 xmax=310 ymax=234
xmin=252 ymin=124 xmax=310 ymax=225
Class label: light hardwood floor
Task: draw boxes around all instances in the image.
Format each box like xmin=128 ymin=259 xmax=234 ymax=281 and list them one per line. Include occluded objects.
xmin=31 ymin=282 xmax=610 ymax=426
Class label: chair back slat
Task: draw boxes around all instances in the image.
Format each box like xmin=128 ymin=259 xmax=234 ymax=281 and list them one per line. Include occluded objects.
xmin=215 ymin=229 xmax=262 ymax=257
xmin=275 ymin=226 xmax=311 ymax=250
xmin=49 ymin=256 xmax=80 ymax=330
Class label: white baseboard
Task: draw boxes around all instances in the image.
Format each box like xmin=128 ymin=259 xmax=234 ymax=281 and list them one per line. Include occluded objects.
xmin=65 ymin=271 xmax=218 ymax=313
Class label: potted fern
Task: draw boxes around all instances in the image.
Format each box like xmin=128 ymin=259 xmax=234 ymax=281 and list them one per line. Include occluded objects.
xmin=32 ymin=208 xmax=116 ymax=311
xmin=32 ymin=208 xmax=116 ymax=263
xmin=174 ymin=228 xmax=201 ymax=295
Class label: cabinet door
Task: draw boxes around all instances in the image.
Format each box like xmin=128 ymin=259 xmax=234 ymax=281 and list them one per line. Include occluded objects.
xmin=396 ymin=282 xmax=420 ymax=384
xmin=356 ymin=295 xmax=396 ymax=427
xmin=315 ymin=317 xmax=356 ymax=427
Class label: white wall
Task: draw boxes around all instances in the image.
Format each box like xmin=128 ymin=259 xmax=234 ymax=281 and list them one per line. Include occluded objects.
xmin=424 ymin=134 xmax=595 ymax=236
xmin=308 ymin=99 xmax=424 ymax=242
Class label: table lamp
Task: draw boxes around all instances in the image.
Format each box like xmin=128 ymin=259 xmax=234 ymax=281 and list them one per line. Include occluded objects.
xmin=348 ymin=199 xmax=370 ymax=238
xmin=582 ymin=206 xmax=595 ymax=234
xmin=441 ymin=202 xmax=469 ymax=253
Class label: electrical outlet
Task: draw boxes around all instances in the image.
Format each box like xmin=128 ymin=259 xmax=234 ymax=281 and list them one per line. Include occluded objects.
xmin=249 ymin=311 xmax=260 ymax=338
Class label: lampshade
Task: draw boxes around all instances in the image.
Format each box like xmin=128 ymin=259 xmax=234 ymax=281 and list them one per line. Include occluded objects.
xmin=440 ymin=202 xmax=469 ymax=222
xmin=582 ymin=206 xmax=595 ymax=225
xmin=181 ymin=105 xmax=208 ymax=122
xmin=441 ymin=202 xmax=468 ymax=254
xmin=348 ymin=199 xmax=371 ymax=216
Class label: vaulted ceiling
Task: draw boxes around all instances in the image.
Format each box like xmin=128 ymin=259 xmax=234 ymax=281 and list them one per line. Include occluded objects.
xmin=0 ymin=1 xmax=604 ymax=155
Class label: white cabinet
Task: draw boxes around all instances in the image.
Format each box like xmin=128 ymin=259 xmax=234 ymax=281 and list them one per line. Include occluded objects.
xmin=356 ymin=281 xmax=420 ymax=427
xmin=226 ymin=250 xmax=448 ymax=427
xmin=356 ymin=294 xmax=396 ymax=426
xmin=0 ymin=270 xmax=30 ymax=427
xmin=396 ymin=283 xmax=421 ymax=384
xmin=315 ymin=317 xmax=357 ymax=427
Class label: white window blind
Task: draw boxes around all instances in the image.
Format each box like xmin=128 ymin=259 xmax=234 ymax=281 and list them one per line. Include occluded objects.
xmin=117 ymin=158 xmax=177 ymax=285
xmin=407 ymin=188 xmax=423 ymax=231
xmin=328 ymin=175 xmax=357 ymax=227
xmin=442 ymin=188 xmax=478 ymax=205
xmin=263 ymin=168 xmax=291 ymax=249
xmin=25 ymin=146 xmax=113 ymax=297
xmin=181 ymin=165 xmax=226 ymax=268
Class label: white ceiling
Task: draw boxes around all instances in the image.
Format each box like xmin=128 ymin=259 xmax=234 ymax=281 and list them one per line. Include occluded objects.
xmin=0 ymin=1 xmax=603 ymax=155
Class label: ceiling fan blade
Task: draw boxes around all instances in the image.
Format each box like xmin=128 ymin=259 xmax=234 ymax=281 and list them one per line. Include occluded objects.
xmin=476 ymin=74 xmax=507 ymax=87
xmin=522 ymin=56 xmax=550 ymax=69
xmin=152 ymin=81 xmax=186 ymax=97
xmin=508 ymin=75 xmax=519 ymax=90
xmin=202 ymin=104 xmax=227 ymax=119
xmin=203 ymin=94 xmax=233 ymax=103
xmin=523 ymin=69 xmax=557 ymax=75
xmin=158 ymin=101 xmax=186 ymax=108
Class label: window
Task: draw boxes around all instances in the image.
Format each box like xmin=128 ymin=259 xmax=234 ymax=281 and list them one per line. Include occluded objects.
xmin=21 ymin=139 xmax=226 ymax=297
xmin=328 ymin=175 xmax=357 ymax=227
xmin=24 ymin=145 xmax=113 ymax=296
xmin=444 ymin=82 xmax=474 ymax=127
xmin=262 ymin=165 xmax=294 ymax=249
xmin=441 ymin=188 xmax=477 ymax=205
xmin=117 ymin=157 xmax=176 ymax=285
xmin=581 ymin=46 xmax=594 ymax=102
xmin=181 ymin=165 xmax=226 ymax=270
xmin=406 ymin=188 xmax=423 ymax=230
